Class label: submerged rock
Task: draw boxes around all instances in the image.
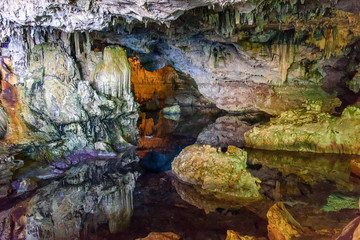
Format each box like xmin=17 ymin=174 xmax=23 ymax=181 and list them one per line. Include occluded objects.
xmin=172 ymin=145 xmax=262 ymax=202
xmin=245 ymin=101 xmax=360 ymax=155
xmin=246 ymin=149 xmax=358 ymax=192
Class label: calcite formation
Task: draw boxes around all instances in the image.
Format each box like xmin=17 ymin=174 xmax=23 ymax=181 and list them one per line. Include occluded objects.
xmin=0 ymin=41 xmax=139 ymax=159
xmin=2 ymin=0 xmax=360 ymax=114
xmin=245 ymin=101 xmax=360 ymax=155
xmin=196 ymin=115 xmax=256 ymax=148
xmin=172 ymin=144 xmax=262 ymax=202
xmin=94 ymin=46 xmax=135 ymax=111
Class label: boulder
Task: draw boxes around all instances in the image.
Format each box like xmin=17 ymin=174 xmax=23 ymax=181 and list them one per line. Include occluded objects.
xmin=172 ymin=145 xmax=262 ymax=202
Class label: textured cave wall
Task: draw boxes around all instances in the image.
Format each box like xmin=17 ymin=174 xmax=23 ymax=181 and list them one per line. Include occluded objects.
xmin=1 ymin=0 xmax=360 ymax=116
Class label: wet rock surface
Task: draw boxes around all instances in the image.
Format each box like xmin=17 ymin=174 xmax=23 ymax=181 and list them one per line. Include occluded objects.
xmin=172 ymin=145 xmax=262 ymax=202
xmin=245 ymin=101 xmax=360 ymax=154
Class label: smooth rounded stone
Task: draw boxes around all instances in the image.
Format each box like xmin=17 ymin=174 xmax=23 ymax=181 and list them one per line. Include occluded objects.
xmin=245 ymin=101 xmax=360 ymax=155
xmin=350 ymin=159 xmax=360 ymax=177
xmin=172 ymin=145 xmax=262 ymax=202
xmin=136 ymin=232 xmax=181 ymax=240
xmin=162 ymin=105 xmax=181 ymax=115
xmin=267 ymin=202 xmax=304 ymax=240
xmin=162 ymin=113 xmax=180 ymax=121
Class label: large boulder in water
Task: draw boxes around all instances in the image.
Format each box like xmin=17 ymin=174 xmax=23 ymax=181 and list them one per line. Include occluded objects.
xmin=171 ymin=144 xmax=262 ymax=202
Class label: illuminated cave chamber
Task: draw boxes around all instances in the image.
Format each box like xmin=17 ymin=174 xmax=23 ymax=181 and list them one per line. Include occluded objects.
xmin=129 ymin=56 xmax=211 ymax=111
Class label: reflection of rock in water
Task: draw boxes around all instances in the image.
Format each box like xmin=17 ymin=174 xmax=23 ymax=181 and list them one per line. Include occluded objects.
xmin=0 ymin=154 xmax=139 ymax=240
xmin=0 ymin=156 xmax=23 ymax=198
xmin=172 ymin=177 xmax=265 ymax=214
xmin=137 ymin=108 xmax=219 ymax=159
xmin=247 ymin=149 xmax=360 ymax=194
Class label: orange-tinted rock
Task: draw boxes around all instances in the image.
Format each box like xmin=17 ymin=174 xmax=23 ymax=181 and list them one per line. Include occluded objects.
xmin=136 ymin=232 xmax=181 ymax=240
xmin=129 ymin=57 xmax=211 ymax=109
xmin=129 ymin=57 xmax=176 ymax=107
xmin=350 ymin=159 xmax=360 ymax=177
xmin=0 ymin=56 xmax=32 ymax=144
xmin=267 ymin=202 xmax=303 ymax=240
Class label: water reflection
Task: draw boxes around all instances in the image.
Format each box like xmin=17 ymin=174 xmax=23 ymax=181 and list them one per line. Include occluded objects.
xmin=1 ymin=110 xmax=359 ymax=239
xmin=0 ymin=149 xmax=139 ymax=240
xmin=137 ymin=108 xmax=220 ymax=171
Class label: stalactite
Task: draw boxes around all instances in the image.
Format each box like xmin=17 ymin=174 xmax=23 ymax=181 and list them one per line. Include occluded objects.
xmin=74 ymin=31 xmax=81 ymax=58
xmin=94 ymin=46 xmax=136 ymax=112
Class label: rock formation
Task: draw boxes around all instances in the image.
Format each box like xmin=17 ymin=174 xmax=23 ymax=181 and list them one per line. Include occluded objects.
xmin=172 ymin=145 xmax=262 ymax=202
xmin=245 ymin=101 xmax=360 ymax=155
xmin=1 ymin=0 xmax=360 ymax=238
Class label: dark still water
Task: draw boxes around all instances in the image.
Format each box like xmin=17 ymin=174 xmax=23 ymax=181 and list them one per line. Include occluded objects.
xmin=0 ymin=107 xmax=359 ymax=240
